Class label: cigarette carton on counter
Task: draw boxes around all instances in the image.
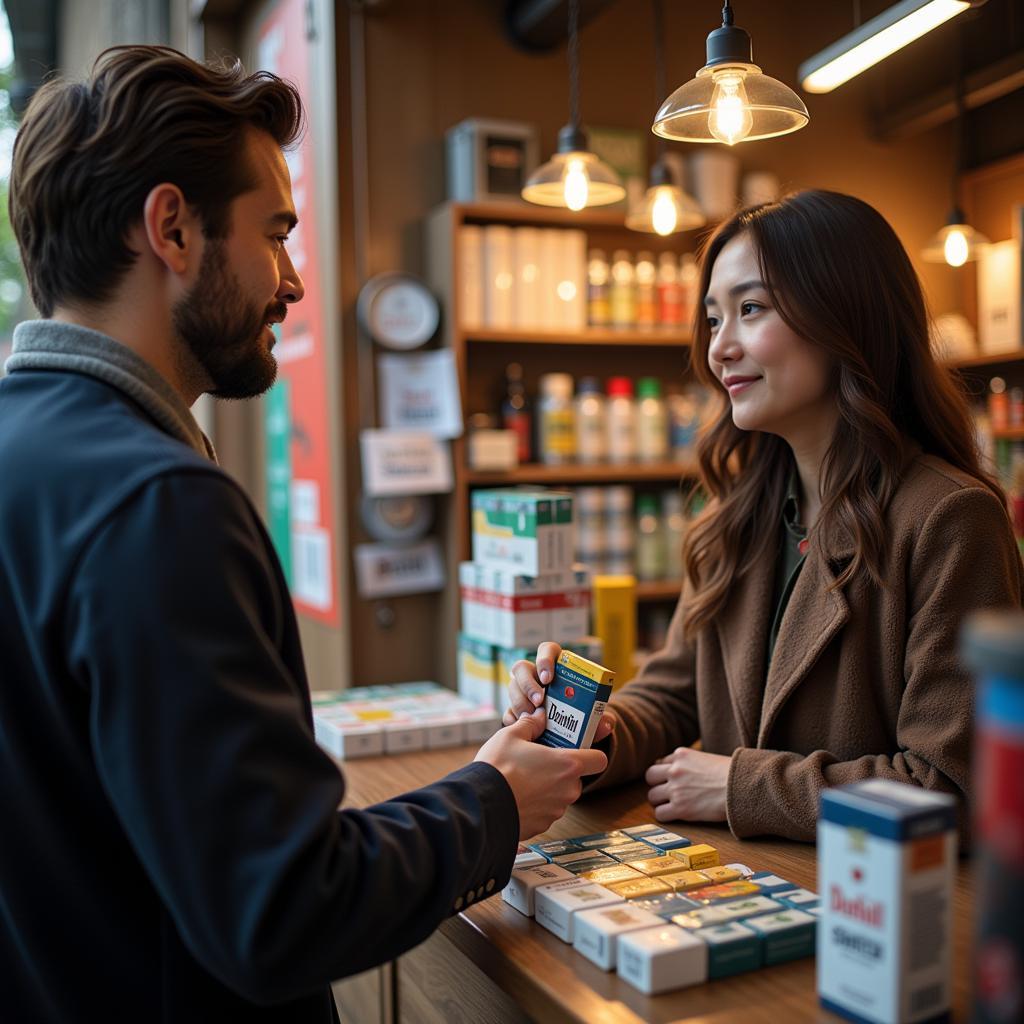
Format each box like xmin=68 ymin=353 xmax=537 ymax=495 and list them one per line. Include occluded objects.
xmin=471 ymin=489 xmax=573 ymax=576
xmin=817 ymin=779 xmax=957 ymax=1024
xmin=457 ymin=633 xmax=499 ymax=710
xmin=537 ymin=649 xmax=615 ymax=750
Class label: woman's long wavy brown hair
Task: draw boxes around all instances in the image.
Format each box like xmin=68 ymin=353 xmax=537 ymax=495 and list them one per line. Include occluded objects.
xmin=680 ymin=189 xmax=1005 ymax=640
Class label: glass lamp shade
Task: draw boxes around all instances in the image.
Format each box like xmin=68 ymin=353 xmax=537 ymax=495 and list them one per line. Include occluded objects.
xmin=625 ymin=183 xmax=706 ymax=235
xmin=521 ymin=150 xmax=626 ymax=210
xmin=652 ymin=63 xmax=809 ymax=145
xmin=921 ymin=220 xmax=990 ymax=267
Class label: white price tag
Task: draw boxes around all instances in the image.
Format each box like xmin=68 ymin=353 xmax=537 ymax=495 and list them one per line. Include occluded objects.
xmin=354 ymin=540 xmax=446 ymax=598
xmin=360 ymin=430 xmax=453 ymax=496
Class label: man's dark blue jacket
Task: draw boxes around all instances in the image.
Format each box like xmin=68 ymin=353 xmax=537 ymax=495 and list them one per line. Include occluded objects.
xmin=0 ymin=361 xmax=518 ymax=1022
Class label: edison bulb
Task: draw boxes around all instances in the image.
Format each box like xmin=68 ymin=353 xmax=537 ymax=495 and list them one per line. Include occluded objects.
xmin=944 ymin=228 xmax=969 ymax=268
xmin=563 ymin=158 xmax=589 ymax=212
xmin=651 ymin=187 xmax=679 ymax=236
xmin=709 ymin=71 xmax=753 ymax=146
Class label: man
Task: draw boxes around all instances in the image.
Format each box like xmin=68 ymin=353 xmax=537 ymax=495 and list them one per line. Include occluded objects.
xmin=0 ymin=46 xmax=605 ymax=1022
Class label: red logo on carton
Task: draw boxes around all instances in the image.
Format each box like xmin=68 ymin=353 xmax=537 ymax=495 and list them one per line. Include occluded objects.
xmin=831 ymin=885 xmax=884 ymax=928
xmin=564 ymin=686 xmax=575 ymax=699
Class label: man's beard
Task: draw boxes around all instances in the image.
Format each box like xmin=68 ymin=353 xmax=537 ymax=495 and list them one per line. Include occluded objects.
xmin=172 ymin=239 xmax=284 ymax=400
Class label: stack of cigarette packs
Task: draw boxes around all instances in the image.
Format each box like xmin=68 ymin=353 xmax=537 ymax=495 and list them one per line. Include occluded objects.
xmin=459 ymin=488 xmax=601 ymax=715
xmin=311 ymin=682 xmax=501 ymax=760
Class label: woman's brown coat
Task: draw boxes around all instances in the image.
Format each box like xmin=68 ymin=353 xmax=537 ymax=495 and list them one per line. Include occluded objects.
xmin=595 ymin=452 xmax=1023 ymax=841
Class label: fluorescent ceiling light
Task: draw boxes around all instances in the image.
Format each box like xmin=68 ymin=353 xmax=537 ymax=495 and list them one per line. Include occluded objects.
xmin=799 ymin=0 xmax=971 ymax=94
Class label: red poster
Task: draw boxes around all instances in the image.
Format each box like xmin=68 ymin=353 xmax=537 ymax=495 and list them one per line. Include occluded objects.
xmin=257 ymin=0 xmax=340 ymax=626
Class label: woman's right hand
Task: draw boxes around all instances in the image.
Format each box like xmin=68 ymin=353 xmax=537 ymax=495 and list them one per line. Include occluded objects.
xmin=502 ymin=641 xmax=617 ymax=744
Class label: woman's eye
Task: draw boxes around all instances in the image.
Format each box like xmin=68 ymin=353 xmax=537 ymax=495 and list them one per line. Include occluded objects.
xmin=740 ymin=301 xmax=763 ymax=316
xmin=706 ymin=315 xmax=720 ymax=330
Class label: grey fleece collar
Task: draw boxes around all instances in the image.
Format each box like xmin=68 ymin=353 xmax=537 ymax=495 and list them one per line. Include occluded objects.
xmin=6 ymin=320 xmax=217 ymax=463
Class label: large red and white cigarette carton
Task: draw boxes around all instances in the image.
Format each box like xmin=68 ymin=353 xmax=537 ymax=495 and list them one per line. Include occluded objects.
xmin=817 ymin=780 xmax=957 ymax=1024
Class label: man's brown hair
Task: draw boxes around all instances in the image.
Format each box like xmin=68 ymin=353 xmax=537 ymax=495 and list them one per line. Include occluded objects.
xmin=8 ymin=45 xmax=304 ymax=318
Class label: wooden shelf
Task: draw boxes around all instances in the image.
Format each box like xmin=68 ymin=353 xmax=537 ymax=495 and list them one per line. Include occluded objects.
xmin=464 ymin=327 xmax=691 ymax=347
xmin=465 ymin=461 xmax=697 ymax=485
xmin=636 ymin=580 xmax=683 ymax=602
xmin=946 ymin=351 xmax=1024 ymax=370
xmin=994 ymin=427 xmax=1024 ymax=441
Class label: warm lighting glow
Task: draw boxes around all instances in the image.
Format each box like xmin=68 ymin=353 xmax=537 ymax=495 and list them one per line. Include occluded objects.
xmin=944 ymin=228 xmax=969 ymax=267
xmin=651 ymin=187 xmax=679 ymax=235
xmin=800 ymin=0 xmax=970 ymax=94
xmin=556 ymin=280 xmax=577 ymax=301
xmin=563 ymin=158 xmax=589 ymax=211
xmin=709 ymin=71 xmax=753 ymax=145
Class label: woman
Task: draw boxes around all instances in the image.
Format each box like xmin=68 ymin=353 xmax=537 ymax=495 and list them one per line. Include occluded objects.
xmin=505 ymin=189 xmax=1023 ymax=842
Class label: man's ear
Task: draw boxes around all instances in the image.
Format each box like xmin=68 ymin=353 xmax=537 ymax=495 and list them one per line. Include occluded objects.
xmin=140 ymin=183 xmax=199 ymax=276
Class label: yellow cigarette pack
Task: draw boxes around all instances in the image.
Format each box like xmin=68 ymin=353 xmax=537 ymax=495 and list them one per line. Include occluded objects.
xmin=592 ymin=575 xmax=637 ymax=683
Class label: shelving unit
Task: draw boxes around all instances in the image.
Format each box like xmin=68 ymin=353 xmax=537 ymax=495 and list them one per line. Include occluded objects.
xmin=425 ymin=200 xmax=704 ymax=684
xmin=994 ymin=427 xmax=1024 ymax=441
xmin=947 ymin=351 xmax=1024 ymax=371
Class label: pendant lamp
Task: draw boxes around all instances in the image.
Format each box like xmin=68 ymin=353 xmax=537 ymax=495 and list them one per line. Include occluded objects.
xmin=626 ymin=0 xmax=705 ymax=236
xmin=922 ymin=25 xmax=988 ymax=267
xmin=652 ymin=2 xmax=809 ymax=146
xmin=521 ymin=0 xmax=625 ymax=209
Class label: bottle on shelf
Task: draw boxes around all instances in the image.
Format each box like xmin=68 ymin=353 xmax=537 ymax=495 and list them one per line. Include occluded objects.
xmin=657 ymin=252 xmax=682 ymax=328
xmin=635 ymin=494 xmax=667 ymax=582
xmin=662 ymin=490 xmax=686 ymax=581
xmin=606 ymin=377 xmax=637 ymax=464
xmin=587 ymin=248 xmax=611 ymax=328
xmin=666 ymin=384 xmax=703 ymax=463
xmin=574 ymin=376 xmax=607 ymax=464
xmin=537 ymin=372 xmax=576 ymax=465
xmin=679 ymin=252 xmax=700 ymax=330
xmin=500 ymin=362 xmax=533 ymax=463
xmin=636 ymin=377 xmax=669 ymax=463
xmin=635 ymin=251 xmax=658 ymax=330
xmin=610 ymin=249 xmax=636 ymax=329
xmin=575 ymin=486 xmax=607 ymax=574
xmin=604 ymin=485 xmax=635 ymax=576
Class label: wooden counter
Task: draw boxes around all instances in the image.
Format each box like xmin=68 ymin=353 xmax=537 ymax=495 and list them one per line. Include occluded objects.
xmin=335 ymin=746 xmax=974 ymax=1024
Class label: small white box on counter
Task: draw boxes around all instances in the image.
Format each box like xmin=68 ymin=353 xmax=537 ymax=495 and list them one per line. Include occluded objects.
xmin=502 ymin=863 xmax=574 ymax=916
xmin=534 ymin=879 xmax=623 ymax=942
xmin=572 ymin=904 xmax=664 ymax=971
xmin=817 ymin=780 xmax=957 ymax=1024
xmin=617 ymin=923 xmax=708 ymax=994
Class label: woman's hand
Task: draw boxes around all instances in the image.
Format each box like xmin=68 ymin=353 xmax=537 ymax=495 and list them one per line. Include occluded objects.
xmin=644 ymin=747 xmax=731 ymax=822
xmin=502 ymin=640 xmax=617 ymax=744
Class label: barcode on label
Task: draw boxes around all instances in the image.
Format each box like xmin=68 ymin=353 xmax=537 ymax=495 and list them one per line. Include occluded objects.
xmin=909 ymin=982 xmax=943 ymax=1016
xmin=292 ymin=528 xmax=332 ymax=610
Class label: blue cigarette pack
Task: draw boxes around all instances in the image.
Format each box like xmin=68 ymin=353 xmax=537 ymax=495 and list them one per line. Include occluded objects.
xmin=537 ymin=650 xmax=616 ymax=750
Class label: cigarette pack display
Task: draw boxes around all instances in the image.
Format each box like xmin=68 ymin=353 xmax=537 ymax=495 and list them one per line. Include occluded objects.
xmin=502 ymin=863 xmax=575 ymax=916
xmin=606 ymin=842 xmax=668 ymax=862
xmin=538 ymin=650 xmax=616 ymax=750
xmin=669 ymin=843 xmax=720 ymax=870
xmin=534 ymin=880 xmax=624 ymax=942
xmin=747 ymin=909 xmax=817 ymax=965
xmin=749 ymin=872 xmax=796 ymax=894
xmin=659 ymin=870 xmax=712 ymax=891
xmin=528 ymin=839 xmax=578 ymax=859
xmin=637 ymin=830 xmax=693 ymax=851
xmin=629 ymin=857 xmax=691 ymax=878
xmin=699 ymin=866 xmax=743 ymax=885
xmin=631 ymin=892 xmax=702 ymax=920
xmin=573 ymin=830 xmax=630 ymax=849
xmin=617 ymin=924 xmax=708 ymax=994
xmin=552 ymin=849 xmax=615 ymax=871
xmin=686 ymin=881 xmax=764 ymax=905
xmin=456 ymin=632 xmax=499 ymax=709
xmin=514 ymin=850 xmax=547 ymax=869
xmin=573 ymin=904 xmax=664 ymax=971
xmin=382 ymin=721 xmax=426 ymax=754
xmin=776 ymin=888 xmax=820 ymax=911
xmin=674 ymin=896 xmax=784 ymax=930
xmin=461 ymin=707 xmax=503 ymax=742
xmin=817 ymin=779 xmax=956 ymax=1024
xmin=607 ymin=876 xmax=672 ymax=900
xmin=694 ymin=921 xmax=763 ymax=978
xmin=311 ymin=718 xmax=384 ymax=759
xmin=578 ymin=864 xmax=645 ymax=887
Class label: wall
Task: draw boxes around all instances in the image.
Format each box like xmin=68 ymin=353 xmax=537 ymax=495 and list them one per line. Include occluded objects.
xmin=341 ymin=0 xmax=966 ymax=684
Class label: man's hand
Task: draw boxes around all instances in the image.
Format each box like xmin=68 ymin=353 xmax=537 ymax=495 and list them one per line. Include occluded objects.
xmin=644 ymin=747 xmax=731 ymax=823
xmin=475 ymin=709 xmax=608 ymax=840
xmin=502 ymin=641 xmax=617 ymax=744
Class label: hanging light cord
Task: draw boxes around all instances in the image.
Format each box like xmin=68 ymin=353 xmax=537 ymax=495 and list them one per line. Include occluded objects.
xmin=652 ymin=0 xmax=667 ymax=161
xmin=567 ymin=0 xmax=581 ymax=130
xmin=952 ymin=23 xmax=965 ymax=212
xmin=722 ymin=2 xmax=733 ymax=27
